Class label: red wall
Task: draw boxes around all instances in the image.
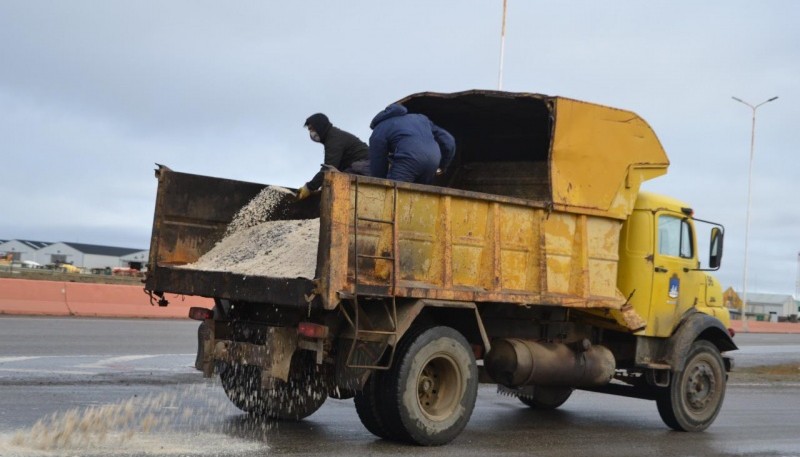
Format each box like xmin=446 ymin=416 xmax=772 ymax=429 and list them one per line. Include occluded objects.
xmin=0 ymin=278 xmax=213 ymax=318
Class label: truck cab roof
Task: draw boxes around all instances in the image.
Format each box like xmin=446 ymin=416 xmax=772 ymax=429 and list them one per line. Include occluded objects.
xmin=635 ymin=191 xmax=692 ymax=215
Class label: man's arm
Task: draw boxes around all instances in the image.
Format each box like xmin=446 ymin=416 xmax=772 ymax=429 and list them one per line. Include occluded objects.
xmin=369 ymin=131 xmax=390 ymax=178
xmin=431 ymin=124 xmax=456 ymax=171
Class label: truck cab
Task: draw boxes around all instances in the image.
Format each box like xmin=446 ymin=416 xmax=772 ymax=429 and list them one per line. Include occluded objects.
xmin=618 ymin=192 xmax=730 ymax=338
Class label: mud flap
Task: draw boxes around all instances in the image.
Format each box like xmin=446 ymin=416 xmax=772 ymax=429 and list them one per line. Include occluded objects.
xmin=212 ymin=327 xmax=298 ymax=385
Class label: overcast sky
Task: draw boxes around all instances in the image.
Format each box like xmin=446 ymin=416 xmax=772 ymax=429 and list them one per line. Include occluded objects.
xmin=1 ymin=1 xmax=798 ymax=295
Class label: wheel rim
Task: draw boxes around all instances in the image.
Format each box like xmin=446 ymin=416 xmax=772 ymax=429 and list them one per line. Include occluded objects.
xmin=416 ymin=352 xmax=462 ymax=421
xmin=683 ymin=357 xmax=718 ymax=416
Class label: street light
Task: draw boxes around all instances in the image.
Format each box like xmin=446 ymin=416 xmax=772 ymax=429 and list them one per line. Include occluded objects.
xmin=732 ymin=95 xmax=778 ymax=332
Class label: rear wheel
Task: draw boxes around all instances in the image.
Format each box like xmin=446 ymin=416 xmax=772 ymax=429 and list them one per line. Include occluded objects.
xmin=381 ymin=326 xmax=478 ymax=446
xmin=354 ymin=372 xmax=395 ymax=440
xmin=518 ymin=386 xmax=573 ymax=410
xmin=220 ymin=352 xmax=327 ymax=420
xmin=656 ymin=340 xmax=726 ymax=431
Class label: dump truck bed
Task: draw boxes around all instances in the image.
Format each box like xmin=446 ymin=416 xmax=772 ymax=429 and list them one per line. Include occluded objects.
xmin=145 ymin=166 xmax=319 ymax=307
xmin=146 ymin=90 xmax=669 ymax=314
xmin=147 ymin=167 xmax=628 ymax=313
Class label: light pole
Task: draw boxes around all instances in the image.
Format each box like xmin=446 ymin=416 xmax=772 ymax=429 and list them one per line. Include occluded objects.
xmin=497 ymin=0 xmax=508 ymax=90
xmin=732 ymin=95 xmax=778 ymax=332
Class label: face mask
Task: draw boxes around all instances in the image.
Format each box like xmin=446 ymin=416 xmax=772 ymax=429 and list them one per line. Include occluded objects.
xmin=309 ymin=131 xmax=321 ymax=142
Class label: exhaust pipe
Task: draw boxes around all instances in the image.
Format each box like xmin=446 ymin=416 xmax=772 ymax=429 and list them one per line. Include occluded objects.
xmin=484 ymin=338 xmax=615 ymax=388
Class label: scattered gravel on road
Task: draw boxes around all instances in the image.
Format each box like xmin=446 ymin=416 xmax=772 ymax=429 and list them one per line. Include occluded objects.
xmin=1 ymin=387 xmax=268 ymax=456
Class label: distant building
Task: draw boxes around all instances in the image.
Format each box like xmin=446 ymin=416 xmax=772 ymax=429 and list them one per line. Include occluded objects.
xmin=36 ymin=242 xmax=143 ymax=270
xmin=0 ymin=240 xmax=52 ymax=263
xmin=120 ymin=250 xmax=149 ymax=270
xmin=724 ymin=288 xmax=798 ymax=318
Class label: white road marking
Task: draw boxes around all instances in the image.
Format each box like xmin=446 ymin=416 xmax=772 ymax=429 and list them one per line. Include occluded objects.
xmin=77 ymin=354 xmax=159 ymax=368
xmin=0 ymin=356 xmax=40 ymax=364
xmin=0 ymin=354 xmax=198 ymax=378
xmin=0 ymin=368 xmax=97 ymax=375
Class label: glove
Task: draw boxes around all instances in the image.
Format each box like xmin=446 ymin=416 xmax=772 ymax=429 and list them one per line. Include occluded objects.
xmin=297 ymin=185 xmax=312 ymax=200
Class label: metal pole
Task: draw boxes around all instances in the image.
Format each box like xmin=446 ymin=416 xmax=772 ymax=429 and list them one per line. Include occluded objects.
xmin=732 ymin=96 xmax=778 ymax=332
xmin=497 ymin=0 xmax=508 ymax=90
xmin=796 ymin=251 xmax=800 ymax=307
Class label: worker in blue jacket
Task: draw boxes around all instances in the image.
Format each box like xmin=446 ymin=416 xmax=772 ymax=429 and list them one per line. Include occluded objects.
xmin=368 ymin=103 xmax=456 ymax=184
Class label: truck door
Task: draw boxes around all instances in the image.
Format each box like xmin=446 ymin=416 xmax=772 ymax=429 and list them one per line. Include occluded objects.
xmin=650 ymin=213 xmax=696 ymax=337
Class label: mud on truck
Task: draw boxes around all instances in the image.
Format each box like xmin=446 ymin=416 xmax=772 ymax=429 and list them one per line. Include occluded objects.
xmin=145 ymin=90 xmax=735 ymax=446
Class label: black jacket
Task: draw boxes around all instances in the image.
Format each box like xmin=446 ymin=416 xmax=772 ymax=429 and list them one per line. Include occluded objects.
xmin=306 ymin=126 xmax=370 ymax=191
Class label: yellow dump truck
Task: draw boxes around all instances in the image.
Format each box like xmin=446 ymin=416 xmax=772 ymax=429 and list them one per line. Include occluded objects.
xmin=145 ymin=90 xmax=735 ymax=445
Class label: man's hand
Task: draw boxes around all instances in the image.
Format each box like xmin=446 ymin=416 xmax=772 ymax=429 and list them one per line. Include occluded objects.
xmin=297 ymin=185 xmax=312 ymax=200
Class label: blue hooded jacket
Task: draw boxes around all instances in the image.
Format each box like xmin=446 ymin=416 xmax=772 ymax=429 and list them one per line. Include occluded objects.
xmin=368 ymin=104 xmax=456 ymax=183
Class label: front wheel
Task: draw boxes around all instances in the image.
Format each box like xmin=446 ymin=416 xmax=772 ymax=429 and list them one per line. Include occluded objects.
xmin=380 ymin=326 xmax=478 ymax=446
xmin=656 ymin=340 xmax=726 ymax=431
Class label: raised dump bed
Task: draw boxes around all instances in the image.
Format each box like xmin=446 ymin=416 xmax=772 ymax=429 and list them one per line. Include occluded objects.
xmin=147 ymin=91 xmax=669 ymax=315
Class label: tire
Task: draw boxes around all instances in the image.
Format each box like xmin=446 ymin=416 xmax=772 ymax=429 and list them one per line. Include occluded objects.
xmin=518 ymin=386 xmax=573 ymax=410
xmin=381 ymin=326 xmax=478 ymax=446
xmin=354 ymin=372 xmax=394 ymax=440
xmin=656 ymin=340 xmax=726 ymax=432
xmin=220 ymin=352 xmax=327 ymax=421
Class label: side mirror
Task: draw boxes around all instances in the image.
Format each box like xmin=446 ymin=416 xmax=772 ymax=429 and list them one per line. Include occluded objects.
xmin=709 ymin=227 xmax=723 ymax=269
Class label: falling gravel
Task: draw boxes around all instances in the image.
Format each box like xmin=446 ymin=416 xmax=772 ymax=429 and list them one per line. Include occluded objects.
xmin=225 ymin=185 xmax=296 ymax=236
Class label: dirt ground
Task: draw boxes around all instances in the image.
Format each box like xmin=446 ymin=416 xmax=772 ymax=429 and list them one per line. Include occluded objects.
xmin=730 ymin=363 xmax=800 ymax=384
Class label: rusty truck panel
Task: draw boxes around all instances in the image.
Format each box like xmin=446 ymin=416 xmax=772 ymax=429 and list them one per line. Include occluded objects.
xmin=317 ymin=173 xmax=627 ymax=311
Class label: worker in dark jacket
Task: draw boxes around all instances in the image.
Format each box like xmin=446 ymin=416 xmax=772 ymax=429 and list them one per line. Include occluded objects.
xmin=368 ymin=103 xmax=456 ymax=184
xmin=297 ymin=113 xmax=370 ymax=200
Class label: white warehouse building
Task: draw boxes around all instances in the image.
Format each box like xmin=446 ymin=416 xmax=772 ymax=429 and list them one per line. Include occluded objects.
xmin=0 ymin=239 xmax=52 ymax=263
xmin=36 ymin=242 xmax=144 ymax=270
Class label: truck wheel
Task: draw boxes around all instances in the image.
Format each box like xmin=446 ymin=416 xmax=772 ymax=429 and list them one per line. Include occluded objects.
xmin=381 ymin=326 xmax=478 ymax=446
xmin=354 ymin=371 xmax=395 ymax=440
xmin=220 ymin=352 xmax=327 ymax=420
xmin=518 ymin=386 xmax=573 ymax=410
xmin=656 ymin=340 xmax=726 ymax=432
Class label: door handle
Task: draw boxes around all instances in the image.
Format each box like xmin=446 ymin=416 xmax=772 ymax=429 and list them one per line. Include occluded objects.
xmin=654 ymin=266 xmax=668 ymax=273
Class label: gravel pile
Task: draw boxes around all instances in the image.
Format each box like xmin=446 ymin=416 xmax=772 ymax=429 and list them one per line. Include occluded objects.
xmin=183 ymin=218 xmax=319 ymax=279
xmin=178 ymin=184 xmax=319 ymax=279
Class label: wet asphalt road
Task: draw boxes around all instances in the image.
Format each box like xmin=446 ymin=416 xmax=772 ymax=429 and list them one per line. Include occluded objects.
xmin=0 ymin=316 xmax=798 ymax=457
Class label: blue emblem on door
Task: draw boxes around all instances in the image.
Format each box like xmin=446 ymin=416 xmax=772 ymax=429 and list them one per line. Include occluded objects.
xmin=668 ymin=275 xmax=680 ymax=299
